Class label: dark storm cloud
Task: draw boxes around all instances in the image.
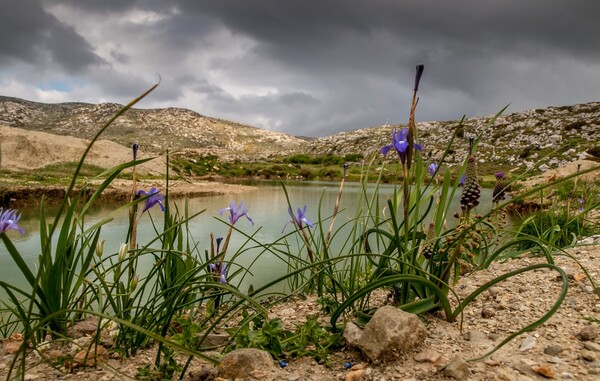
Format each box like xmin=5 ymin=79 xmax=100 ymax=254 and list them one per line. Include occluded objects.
xmin=0 ymin=0 xmax=104 ymax=72
xmin=1 ymin=0 xmax=599 ymax=136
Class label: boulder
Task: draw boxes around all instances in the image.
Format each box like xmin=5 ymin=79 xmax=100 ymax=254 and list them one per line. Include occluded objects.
xmin=343 ymin=306 xmax=427 ymax=362
xmin=217 ymin=348 xmax=276 ymax=379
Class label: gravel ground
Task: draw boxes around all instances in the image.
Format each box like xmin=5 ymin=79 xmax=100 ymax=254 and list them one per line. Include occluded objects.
xmin=1 ymin=240 xmax=600 ymax=381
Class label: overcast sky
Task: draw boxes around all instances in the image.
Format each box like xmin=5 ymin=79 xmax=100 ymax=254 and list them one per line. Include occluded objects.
xmin=1 ymin=1 xmax=599 ymax=137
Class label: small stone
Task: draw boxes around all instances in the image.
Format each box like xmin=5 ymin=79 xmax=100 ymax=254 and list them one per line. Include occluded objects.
xmin=350 ymin=363 xmax=368 ymax=371
xmin=345 ymin=369 xmax=366 ymax=381
xmin=547 ymin=356 xmax=565 ymax=364
xmin=493 ymin=368 xmax=517 ymax=381
xmin=481 ymin=307 xmax=496 ymax=318
xmin=543 ymin=345 xmax=563 ymax=356
xmin=513 ymin=360 xmax=536 ymax=376
xmin=413 ymin=350 xmax=442 ymax=363
xmin=566 ymin=296 xmax=578 ymax=308
xmin=3 ymin=340 xmax=23 ymax=354
xmin=68 ymin=317 xmax=100 ymax=338
xmin=531 ymin=364 xmax=555 ymax=378
xmin=581 ymin=350 xmax=596 ymax=361
xmin=217 ymin=348 xmax=276 ymax=379
xmin=74 ymin=345 xmax=108 ymax=366
xmin=463 ymin=330 xmax=486 ymax=342
xmin=579 ymin=326 xmax=598 ymax=341
xmin=443 ymin=356 xmax=470 ymax=380
xmin=488 ymin=286 xmax=501 ymax=297
xmin=519 ymin=335 xmax=537 ymax=352
xmin=584 ymin=342 xmax=600 ymax=352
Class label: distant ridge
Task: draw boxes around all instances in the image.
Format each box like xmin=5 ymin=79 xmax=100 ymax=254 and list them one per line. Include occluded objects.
xmin=1 ymin=95 xmax=598 ymax=172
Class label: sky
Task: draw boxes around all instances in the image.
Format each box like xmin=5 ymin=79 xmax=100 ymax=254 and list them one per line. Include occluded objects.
xmin=1 ymin=1 xmax=599 ymax=137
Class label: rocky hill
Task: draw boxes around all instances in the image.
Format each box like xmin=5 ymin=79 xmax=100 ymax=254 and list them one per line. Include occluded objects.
xmin=1 ymin=95 xmax=599 ymax=174
xmin=0 ymin=96 xmax=307 ymax=161
xmin=306 ymin=103 xmax=600 ymax=172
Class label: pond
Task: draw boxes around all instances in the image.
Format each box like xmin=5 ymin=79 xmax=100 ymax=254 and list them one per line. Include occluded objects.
xmin=0 ymin=180 xmax=493 ymax=294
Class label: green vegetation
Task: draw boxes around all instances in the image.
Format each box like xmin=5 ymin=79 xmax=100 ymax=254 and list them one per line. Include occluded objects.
xmin=170 ymin=152 xmax=371 ymax=182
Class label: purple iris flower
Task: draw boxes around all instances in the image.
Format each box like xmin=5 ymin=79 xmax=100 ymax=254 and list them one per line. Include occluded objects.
xmin=287 ymin=205 xmax=314 ymax=230
xmin=428 ymin=163 xmax=438 ymax=177
xmin=209 ymin=262 xmax=228 ymax=284
xmin=0 ymin=208 xmax=25 ymax=235
xmin=219 ymin=262 xmax=228 ymax=284
xmin=220 ymin=201 xmax=254 ymax=226
xmin=381 ymin=128 xmax=423 ymax=164
xmin=136 ymin=186 xmax=165 ymax=213
xmin=495 ymin=172 xmax=505 ymax=180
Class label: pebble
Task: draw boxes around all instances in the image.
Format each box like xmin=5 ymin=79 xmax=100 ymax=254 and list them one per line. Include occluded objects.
xmin=531 ymin=364 xmax=555 ymax=378
xmin=584 ymin=342 xmax=600 ymax=352
xmin=481 ymin=306 xmax=496 ymax=318
xmin=413 ymin=350 xmax=442 ymax=363
xmin=547 ymin=356 xmax=565 ymax=364
xmin=519 ymin=335 xmax=537 ymax=352
xmin=443 ymin=356 xmax=470 ymax=380
xmin=543 ymin=345 xmax=563 ymax=356
xmin=579 ymin=326 xmax=598 ymax=341
xmin=581 ymin=350 xmax=597 ymax=361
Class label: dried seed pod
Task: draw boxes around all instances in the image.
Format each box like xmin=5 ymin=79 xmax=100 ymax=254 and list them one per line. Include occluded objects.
xmin=460 ymin=156 xmax=480 ymax=212
xmin=421 ymin=223 xmax=436 ymax=259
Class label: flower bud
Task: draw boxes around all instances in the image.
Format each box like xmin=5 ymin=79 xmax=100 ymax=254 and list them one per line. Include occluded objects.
xmin=118 ymin=243 xmax=129 ymax=262
xmin=414 ymin=64 xmax=425 ymax=92
xmin=96 ymin=239 xmax=105 ymax=257
xmin=130 ymin=274 xmax=139 ymax=292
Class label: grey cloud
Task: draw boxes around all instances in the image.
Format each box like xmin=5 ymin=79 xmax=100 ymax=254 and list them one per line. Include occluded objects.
xmin=0 ymin=0 xmax=104 ymax=72
xmin=1 ymin=0 xmax=600 ymax=137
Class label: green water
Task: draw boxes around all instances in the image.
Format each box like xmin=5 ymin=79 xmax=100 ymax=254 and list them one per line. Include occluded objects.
xmin=0 ymin=181 xmax=493 ymax=294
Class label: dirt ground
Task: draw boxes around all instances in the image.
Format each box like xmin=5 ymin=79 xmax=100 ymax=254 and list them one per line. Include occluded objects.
xmin=1 ymin=243 xmax=599 ymax=380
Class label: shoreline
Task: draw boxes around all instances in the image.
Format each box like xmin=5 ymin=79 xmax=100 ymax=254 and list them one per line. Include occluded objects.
xmin=0 ymin=179 xmax=256 ymax=208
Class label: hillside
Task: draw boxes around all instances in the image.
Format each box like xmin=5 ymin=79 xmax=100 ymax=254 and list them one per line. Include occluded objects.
xmin=0 ymin=96 xmax=307 ymax=162
xmin=306 ymin=103 xmax=600 ymax=172
xmin=0 ymin=96 xmax=599 ymax=176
